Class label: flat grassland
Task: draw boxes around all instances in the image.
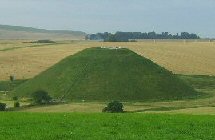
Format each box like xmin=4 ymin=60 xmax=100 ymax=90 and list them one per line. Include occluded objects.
xmin=0 ymin=40 xmax=215 ymax=80
xmin=0 ymin=113 xmax=214 ymax=140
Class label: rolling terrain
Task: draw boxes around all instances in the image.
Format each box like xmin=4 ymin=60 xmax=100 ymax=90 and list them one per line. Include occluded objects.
xmin=0 ymin=25 xmax=86 ymax=40
xmin=0 ymin=40 xmax=215 ymax=114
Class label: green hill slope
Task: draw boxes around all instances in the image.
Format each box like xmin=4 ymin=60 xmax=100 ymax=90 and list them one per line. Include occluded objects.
xmin=13 ymin=47 xmax=198 ymax=101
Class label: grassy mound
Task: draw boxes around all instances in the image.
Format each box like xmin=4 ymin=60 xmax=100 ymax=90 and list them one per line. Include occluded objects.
xmin=13 ymin=47 xmax=197 ymax=101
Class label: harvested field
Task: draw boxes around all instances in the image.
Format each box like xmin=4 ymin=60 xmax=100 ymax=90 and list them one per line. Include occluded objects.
xmin=0 ymin=40 xmax=215 ymax=80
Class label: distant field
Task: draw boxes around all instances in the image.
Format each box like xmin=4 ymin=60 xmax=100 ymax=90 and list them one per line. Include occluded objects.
xmin=0 ymin=113 xmax=214 ymax=140
xmin=0 ymin=41 xmax=31 ymax=50
xmin=0 ymin=40 xmax=215 ymax=80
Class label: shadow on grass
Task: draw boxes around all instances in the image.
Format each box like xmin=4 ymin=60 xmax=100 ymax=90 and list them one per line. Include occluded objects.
xmin=130 ymin=106 xmax=199 ymax=113
xmin=6 ymin=101 xmax=67 ymax=112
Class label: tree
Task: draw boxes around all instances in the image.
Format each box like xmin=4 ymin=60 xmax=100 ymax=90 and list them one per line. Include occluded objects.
xmin=32 ymin=90 xmax=52 ymax=104
xmin=102 ymin=101 xmax=124 ymax=113
xmin=104 ymin=34 xmax=117 ymax=42
xmin=0 ymin=103 xmax=6 ymax=111
xmin=87 ymin=31 xmax=200 ymax=41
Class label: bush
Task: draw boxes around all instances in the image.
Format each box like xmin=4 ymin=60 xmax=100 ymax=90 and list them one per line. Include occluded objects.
xmin=102 ymin=107 xmax=108 ymax=112
xmin=32 ymin=40 xmax=55 ymax=43
xmin=12 ymin=96 xmax=18 ymax=101
xmin=9 ymin=75 xmax=15 ymax=82
xmin=14 ymin=102 xmax=20 ymax=108
xmin=102 ymin=101 xmax=124 ymax=113
xmin=32 ymin=90 xmax=52 ymax=104
xmin=0 ymin=103 xmax=6 ymax=111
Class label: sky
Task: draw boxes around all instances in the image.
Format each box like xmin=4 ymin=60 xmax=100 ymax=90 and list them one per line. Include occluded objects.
xmin=0 ymin=0 xmax=214 ymax=37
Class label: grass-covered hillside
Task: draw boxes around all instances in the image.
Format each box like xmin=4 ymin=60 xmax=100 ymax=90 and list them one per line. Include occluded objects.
xmin=13 ymin=47 xmax=197 ymax=101
xmin=0 ymin=80 xmax=27 ymax=92
xmin=0 ymin=113 xmax=214 ymax=140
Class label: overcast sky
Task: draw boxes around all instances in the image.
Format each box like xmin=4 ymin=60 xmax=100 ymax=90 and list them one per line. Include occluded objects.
xmin=0 ymin=0 xmax=214 ymax=37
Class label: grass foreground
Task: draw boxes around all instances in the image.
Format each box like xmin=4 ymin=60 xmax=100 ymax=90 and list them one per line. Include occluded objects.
xmin=0 ymin=113 xmax=214 ymax=140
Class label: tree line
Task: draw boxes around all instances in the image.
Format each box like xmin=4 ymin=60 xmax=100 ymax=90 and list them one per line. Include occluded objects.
xmin=86 ymin=32 xmax=200 ymax=42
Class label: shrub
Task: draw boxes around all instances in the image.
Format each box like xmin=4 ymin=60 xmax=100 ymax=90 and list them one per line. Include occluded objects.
xmin=102 ymin=107 xmax=108 ymax=112
xmin=0 ymin=103 xmax=6 ymax=111
xmin=32 ymin=40 xmax=55 ymax=43
xmin=9 ymin=75 xmax=15 ymax=82
xmin=14 ymin=102 xmax=20 ymax=108
xmin=12 ymin=96 xmax=18 ymax=101
xmin=102 ymin=101 xmax=124 ymax=113
xmin=32 ymin=90 xmax=52 ymax=104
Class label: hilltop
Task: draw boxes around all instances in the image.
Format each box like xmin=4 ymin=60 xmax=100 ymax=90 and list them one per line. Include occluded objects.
xmin=0 ymin=25 xmax=86 ymax=40
xmin=13 ymin=47 xmax=198 ymax=101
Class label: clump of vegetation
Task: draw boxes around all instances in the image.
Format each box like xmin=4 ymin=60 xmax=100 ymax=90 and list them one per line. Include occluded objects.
xmin=12 ymin=96 xmax=18 ymax=101
xmin=32 ymin=90 xmax=52 ymax=105
xmin=12 ymin=96 xmax=20 ymax=108
xmin=14 ymin=102 xmax=20 ymax=108
xmin=9 ymin=75 xmax=15 ymax=82
xmin=31 ymin=40 xmax=55 ymax=43
xmin=0 ymin=103 xmax=6 ymax=111
xmin=102 ymin=101 xmax=124 ymax=113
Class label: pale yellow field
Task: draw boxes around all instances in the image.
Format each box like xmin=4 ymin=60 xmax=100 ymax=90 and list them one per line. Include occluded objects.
xmin=0 ymin=40 xmax=33 ymax=50
xmin=0 ymin=40 xmax=215 ymax=81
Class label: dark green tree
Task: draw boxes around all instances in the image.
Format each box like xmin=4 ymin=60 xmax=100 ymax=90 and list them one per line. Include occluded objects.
xmin=32 ymin=90 xmax=52 ymax=104
xmin=102 ymin=101 xmax=124 ymax=113
xmin=0 ymin=103 xmax=6 ymax=111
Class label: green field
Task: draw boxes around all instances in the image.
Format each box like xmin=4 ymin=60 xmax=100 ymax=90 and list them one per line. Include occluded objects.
xmin=0 ymin=113 xmax=214 ymax=140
